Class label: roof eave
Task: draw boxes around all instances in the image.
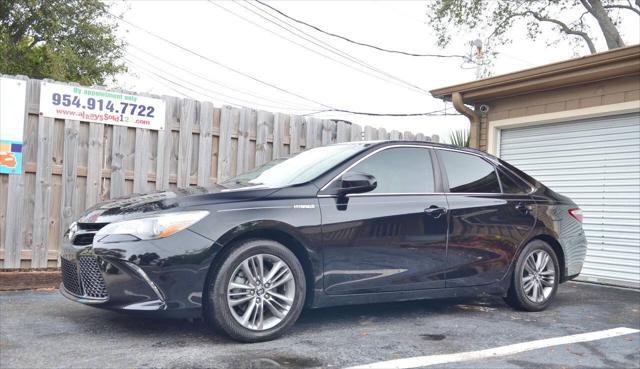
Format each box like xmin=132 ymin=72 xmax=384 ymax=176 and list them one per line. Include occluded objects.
xmin=430 ymin=44 xmax=640 ymax=104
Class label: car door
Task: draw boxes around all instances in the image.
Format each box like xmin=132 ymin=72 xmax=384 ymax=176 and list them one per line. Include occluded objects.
xmin=435 ymin=149 xmax=537 ymax=288
xmin=318 ymin=146 xmax=449 ymax=295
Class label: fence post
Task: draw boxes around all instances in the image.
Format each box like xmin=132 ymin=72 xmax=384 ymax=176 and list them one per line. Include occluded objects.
xmin=197 ymin=102 xmax=214 ymax=186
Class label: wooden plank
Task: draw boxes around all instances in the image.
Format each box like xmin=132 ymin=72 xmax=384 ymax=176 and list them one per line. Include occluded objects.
xmin=289 ymin=115 xmax=304 ymax=153
xmin=272 ymin=113 xmax=288 ymax=159
xmin=255 ymin=110 xmax=273 ymax=166
xmin=404 ymin=131 xmax=415 ymax=141
xmin=133 ymin=128 xmax=150 ymax=193
xmin=110 ymin=125 xmax=127 ymax=198
xmin=85 ymin=123 xmax=104 ymax=206
xmin=350 ymin=123 xmax=362 ymax=141
xmin=156 ymin=96 xmax=177 ymax=191
xmin=390 ymin=130 xmax=402 ymax=140
xmin=177 ymin=99 xmax=197 ymax=188
xmin=364 ymin=126 xmax=377 ymax=140
xmin=2 ymin=77 xmax=29 ymax=268
xmin=321 ymin=120 xmax=335 ymax=145
xmin=217 ymin=106 xmax=234 ymax=182
xmin=31 ymin=116 xmax=54 ymax=268
xmin=305 ymin=117 xmax=322 ymax=149
xmin=21 ymin=80 xmax=38 ymax=266
xmin=59 ymin=118 xmax=80 ymax=254
xmin=237 ymin=107 xmax=256 ymax=174
xmin=377 ymin=127 xmax=388 ymax=140
xmin=336 ymin=121 xmax=350 ymax=143
xmin=197 ymin=102 xmax=214 ymax=186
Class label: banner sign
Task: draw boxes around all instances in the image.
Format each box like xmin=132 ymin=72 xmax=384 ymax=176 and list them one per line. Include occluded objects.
xmin=39 ymin=82 xmax=166 ymax=130
xmin=0 ymin=77 xmax=27 ymax=175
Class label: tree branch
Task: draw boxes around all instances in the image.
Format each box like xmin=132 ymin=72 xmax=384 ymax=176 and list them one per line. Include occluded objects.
xmin=603 ymin=4 xmax=640 ymax=15
xmin=518 ymin=10 xmax=598 ymax=53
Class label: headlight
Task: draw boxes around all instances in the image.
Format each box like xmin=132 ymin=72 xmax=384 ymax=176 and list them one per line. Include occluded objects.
xmin=95 ymin=211 xmax=209 ymax=242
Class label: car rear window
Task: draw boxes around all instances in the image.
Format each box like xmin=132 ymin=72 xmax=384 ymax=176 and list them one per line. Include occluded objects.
xmin=438 ymin=150 xmax=501 ymax=193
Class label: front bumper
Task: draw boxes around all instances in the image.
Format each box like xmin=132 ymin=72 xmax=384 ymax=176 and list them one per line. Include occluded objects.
xmin=60 ymin=228 xmax=220 ymax=315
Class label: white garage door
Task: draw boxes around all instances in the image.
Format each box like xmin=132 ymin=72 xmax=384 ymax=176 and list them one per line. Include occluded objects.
xmin=499 ymin=113 xmax=640 ymax=288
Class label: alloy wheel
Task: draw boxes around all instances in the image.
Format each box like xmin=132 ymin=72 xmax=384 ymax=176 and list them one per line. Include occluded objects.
xmin=521 ymin=249 xmax=555 ymax=303
xmin=227 ymin=254 xmax=296 ymax=331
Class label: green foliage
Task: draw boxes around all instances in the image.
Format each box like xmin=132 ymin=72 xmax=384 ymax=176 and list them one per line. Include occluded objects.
xmin=0 ymin=0 xmax=126 ymax=85
xmin=449 ymin=129 xmax=470 ymax=147
xmin=426 ymin=0 xmax=635 ymax=56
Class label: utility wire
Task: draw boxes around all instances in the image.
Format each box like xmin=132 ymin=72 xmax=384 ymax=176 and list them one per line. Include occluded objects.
xmin=210 ymin=1 xmax=428 ymax=95
xmin=109 ymin=11 xmax=332 ymax=109
xmin=125 ymin=55 xmax=320 ymax=113
xmin=254 ymin=0 xmax=471 ymax=59
xmin=308 ymin=107 xmax=459 ymax=117
xmin=235 ymin=1 xmax=430 ymax=94
xmin=127 ymin=44 xmax=319 ymax=110
xmin=112 ymin=12 xmax=456 ymax=117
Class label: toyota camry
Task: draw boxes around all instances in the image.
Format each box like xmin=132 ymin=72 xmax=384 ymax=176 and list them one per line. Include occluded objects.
xmin=60 ymin=141 xmax=587 ymax=342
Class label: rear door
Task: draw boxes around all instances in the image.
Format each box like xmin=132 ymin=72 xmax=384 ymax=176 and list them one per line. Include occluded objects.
xmin=435 ymin=149 xmax=536 ymax=287
xmin=319 ymin=146 xmax=449 ymax=294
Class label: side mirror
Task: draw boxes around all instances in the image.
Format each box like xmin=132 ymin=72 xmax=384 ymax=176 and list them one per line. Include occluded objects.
xmin=338 ymin=172 xmax=377 ymax=196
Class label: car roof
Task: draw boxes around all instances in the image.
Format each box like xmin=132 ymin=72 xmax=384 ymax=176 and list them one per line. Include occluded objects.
xmin=331 ymin=140 xmax=495 ymax=160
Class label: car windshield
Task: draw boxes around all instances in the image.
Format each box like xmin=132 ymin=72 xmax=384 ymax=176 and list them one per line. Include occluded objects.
xmin=221 ymin=143 xmax=371 ymax=189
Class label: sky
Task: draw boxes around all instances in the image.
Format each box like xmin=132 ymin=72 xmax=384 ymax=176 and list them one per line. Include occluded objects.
xmin=110 ymin=1 xmax=640 ymax=143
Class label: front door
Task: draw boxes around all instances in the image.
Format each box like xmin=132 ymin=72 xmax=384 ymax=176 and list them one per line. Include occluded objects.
xmin=319 ymin=146 xmax=449 ymax=295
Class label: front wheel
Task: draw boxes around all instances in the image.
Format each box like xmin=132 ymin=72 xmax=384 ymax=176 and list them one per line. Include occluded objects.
xmin=504 ymin=240 xmax=560 ymax=311
xmin=206 ymin=239 xmax=306 ymax=342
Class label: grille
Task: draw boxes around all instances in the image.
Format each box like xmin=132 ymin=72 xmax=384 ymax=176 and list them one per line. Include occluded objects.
xmin=61 ymin=256 xmax=108 ymax=299
xmin=78 ymin=256 xmax=109 ymax=299
xmin=61 ymin=258 xmax=83 ymax=296
xmin=72 ymin=233 xmax=95 ymax=246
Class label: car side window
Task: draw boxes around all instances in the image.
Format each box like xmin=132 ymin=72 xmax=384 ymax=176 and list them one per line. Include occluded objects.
xmin=347 ymin=147 xmax=435 ymax=193
xmin=499 ymin=169 xmax=530 ymax=194
xmin=438 ymin=150 xmax=501 ymax=193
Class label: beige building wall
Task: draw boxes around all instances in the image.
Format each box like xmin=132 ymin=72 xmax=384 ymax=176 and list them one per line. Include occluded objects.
xmin=478 ymin=76 xmax=640 ymax=151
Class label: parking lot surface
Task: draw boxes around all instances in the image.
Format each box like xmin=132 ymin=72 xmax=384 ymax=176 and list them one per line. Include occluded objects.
xmin=1 ymin=282 xmax=638 ymax=369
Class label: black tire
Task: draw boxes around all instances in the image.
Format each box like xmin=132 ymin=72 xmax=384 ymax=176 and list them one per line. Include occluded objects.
xmin=205 ymin=239 xmax=306 ymax=342
xmin=504 ymin=239 xmax=560 ymax=312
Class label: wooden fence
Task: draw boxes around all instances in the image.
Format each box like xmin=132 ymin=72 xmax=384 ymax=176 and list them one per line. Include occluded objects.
xmin=0 ymin=76 xmax=439 ymax=269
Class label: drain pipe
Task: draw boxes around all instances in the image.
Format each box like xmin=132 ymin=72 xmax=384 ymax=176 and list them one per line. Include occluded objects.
xmin=452 ymin=92 xmax=480 ymax=149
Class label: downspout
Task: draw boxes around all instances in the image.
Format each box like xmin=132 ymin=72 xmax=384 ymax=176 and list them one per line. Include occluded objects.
xmin=452 ymin=92 xmax=480 ymax=149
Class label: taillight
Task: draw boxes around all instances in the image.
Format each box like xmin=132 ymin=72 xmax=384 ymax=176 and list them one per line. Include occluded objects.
xmin=568 ymin=208 xmax=583 ymax=222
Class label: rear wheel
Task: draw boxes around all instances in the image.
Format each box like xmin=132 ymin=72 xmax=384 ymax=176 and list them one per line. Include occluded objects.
xmin=205 ymin=239 xmax=306 ymax=342
xmin=504 ymin=240 xmax=559 ymax=311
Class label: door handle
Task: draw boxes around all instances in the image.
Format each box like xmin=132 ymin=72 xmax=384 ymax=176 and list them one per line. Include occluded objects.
xmin=424 ymin=205 xmax=447 ymax=218
xmin=515 ymin=202 xmax=531 ymax=215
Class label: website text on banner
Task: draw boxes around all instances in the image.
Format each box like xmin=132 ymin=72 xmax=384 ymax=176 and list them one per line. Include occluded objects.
xmin=39 ymin=82 xmax=166 ymax=130
xmin=0 ymin=77 xmax=27 ymax=175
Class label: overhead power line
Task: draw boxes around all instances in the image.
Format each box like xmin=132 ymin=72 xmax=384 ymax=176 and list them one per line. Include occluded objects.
xmin=254 ymin=0 xmax=471 ymax=59
xmin=108 ymin=11 xmax=331 ymax=109
xmin=229 ymin=0 xmax=430 ymax=94
xmin=308 ymin=108 xmax=459 ymax=117
xmin=111 ymin=12 xmax=457 ymax=117
xmin=125 ymin=54 xmax=320 ymax=113
xmin=127 ymin=44 xmax=319 ymax=110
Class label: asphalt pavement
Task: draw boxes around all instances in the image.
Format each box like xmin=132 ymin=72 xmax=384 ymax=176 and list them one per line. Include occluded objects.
xmin=0 ymin=282 xmax=638 ymax=369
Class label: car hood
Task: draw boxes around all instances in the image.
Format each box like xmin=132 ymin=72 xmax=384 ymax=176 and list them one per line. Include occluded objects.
xmin=76 ymin=184 xmax=278 ymax=224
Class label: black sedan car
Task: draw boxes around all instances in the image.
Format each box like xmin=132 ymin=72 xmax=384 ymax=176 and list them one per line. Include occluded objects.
xmin=60 ymin=141 xmax=587 ymax=342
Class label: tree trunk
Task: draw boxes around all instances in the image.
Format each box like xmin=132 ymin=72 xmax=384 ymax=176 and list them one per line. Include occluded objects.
xmin=585 ymin=0 xmax=626 ymax=49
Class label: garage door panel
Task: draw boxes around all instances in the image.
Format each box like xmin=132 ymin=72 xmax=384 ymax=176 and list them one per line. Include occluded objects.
xmin=501 ymin=136 xmax=639 ymax=155
xmin=514 ymin=152 xmax=640 ymax=166
xmin=500 ymin=113 xmax=640 ymax=287
xmin=500 ymin=118 xmax=638 ymax=138
xmin=502 ymin=145 xmax=639 ymax=162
